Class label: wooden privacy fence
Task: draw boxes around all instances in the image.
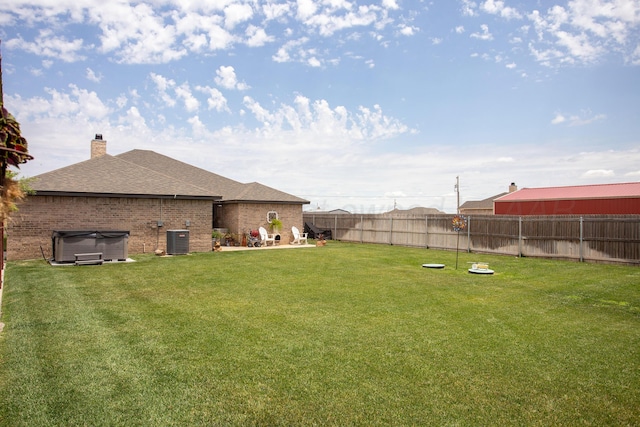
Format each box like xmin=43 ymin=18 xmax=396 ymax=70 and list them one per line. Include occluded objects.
xmin=303 ymin=213 xmax=640 ymax=265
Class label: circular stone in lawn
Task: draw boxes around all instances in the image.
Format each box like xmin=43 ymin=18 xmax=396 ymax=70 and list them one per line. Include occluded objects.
xmin=468 ymin=268 xmax=494 ymax=274
xmin=422 ymin=263 xmax=445 ymax=269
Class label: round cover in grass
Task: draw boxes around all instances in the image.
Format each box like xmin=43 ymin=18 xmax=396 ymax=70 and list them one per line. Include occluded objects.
xmin=422 ymin=263 xmax=445 ymax=268
xmin=468 ymin=268 xmax=494 ymax=274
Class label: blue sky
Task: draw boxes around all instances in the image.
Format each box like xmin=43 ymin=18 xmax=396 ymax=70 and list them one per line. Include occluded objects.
xmin=1 ymin=0 xmax=639 ymax=213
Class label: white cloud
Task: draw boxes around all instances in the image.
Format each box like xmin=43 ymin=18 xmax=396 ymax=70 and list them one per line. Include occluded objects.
xmin=582 ymin=169 xmax=614 ymax=178
xmin=631 ymin=43 xmax=640 ymax=64
xmin=273 ymin=37 xmax=310 ymax=63
xmin=245 ymin=24 xmax=275 ymax=47
xmin=187 ymin=115 xmax=208 ymax=135
xmin=86 ymin=68 xmax=102 ymax=83
xmin=303 ymin=5 xmax=380 ymax=37
xmin=382 ymin=0 xmax=399 ymax=10
xmin=296 ymin=0 xmax=318 ymax=20
xmin=480 ymin=0 xmax=522 ymax=19
xmin=195 ymin=86 xmax=229 ymax=113
xmin=529 ymin=43 xmax=570 ymax=67
xmin=116 ymin=95 xmax=128 ymax=109
xmin=555 ymin=30 xmax=603 ymax=63
xmin=272 ymin=37 xmax=330 ymax=67
xmin=526 ymin=0 xmax=640 ymax=66
xmin=308 ymin=57 xmax=322 ymax=67
xmin=470 ymin=24 xmax=493 ymax=40
xmin=455 ymin=26 xmax=465 ymax=34
xmin=175 ymin=83 xmax=200 ymax=113
xmin=214 ymin=66 xmax=250 ymax=90
xmin=461 ymin=0 xmax=478 ymax=17
xmin=551 ymin=113 xmax=566 ymax=124
xmin=224 ymin=3 xmax=253 ymax=29
xmin=5 ymin=30 xmax=85 ymax=62
xmin=149 ymin=74 xmax=176 ymax=111
xmin=262 ymin=2 xmax=290 ymax=20
xmin=239 ymin=95 xmax=411 ymax=144
xmin=96 ymin=2 xmax=187 ymax=64
xmin=552 ymin=110 xmax=606 ymax=126
xmin=399 ymin=25 xmax=419 ymax=36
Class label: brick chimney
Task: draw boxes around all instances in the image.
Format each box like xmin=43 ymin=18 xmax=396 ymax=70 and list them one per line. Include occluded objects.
xmin=509 ymin=182 xmax=518 ymax=193
xmin=91 ymin=134 xmax=106 ymax=158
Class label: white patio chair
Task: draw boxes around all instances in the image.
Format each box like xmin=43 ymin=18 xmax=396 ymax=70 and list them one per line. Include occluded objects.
xmin=258 ymin=226 xmax=276 ymax=246
xmin=291 ymin=226 xmax=308 ymax=245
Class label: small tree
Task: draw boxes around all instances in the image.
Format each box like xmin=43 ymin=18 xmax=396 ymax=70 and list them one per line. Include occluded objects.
xmin=0 ymin=41 xmax=33 ymax=273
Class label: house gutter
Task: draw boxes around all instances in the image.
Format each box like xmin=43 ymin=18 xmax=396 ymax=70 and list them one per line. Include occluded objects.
xmin=32 ymin=191 xmax=221 ymax=201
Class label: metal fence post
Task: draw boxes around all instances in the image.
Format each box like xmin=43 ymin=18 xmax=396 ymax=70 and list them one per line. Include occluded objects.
xmin=579 ymin=216 xmax=584 ymax=262
xmin=425 ymin=215 xmax=429 ymax=248
xmin=467 ymin=215 xmax=471 ymax=252
xmin=518 ymin=216 xmax=522 ymax=257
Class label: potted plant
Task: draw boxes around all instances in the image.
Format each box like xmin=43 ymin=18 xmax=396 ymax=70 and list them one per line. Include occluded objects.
xmin=212 ymin=230 xmax=224 ymax=251
xmin=212 ymin=230 xmax=224 ymax=242
xmin=269 ymin=218 xmax=283 ymax=234
xmin=269 ymin=218 xmax=283 ymax=244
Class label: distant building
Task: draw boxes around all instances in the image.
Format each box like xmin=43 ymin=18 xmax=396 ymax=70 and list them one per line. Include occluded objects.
xmin=494 ymin=182 xmax=640 ymax=215
xmin=384 ymin=207 xmax=444 ymax=216
xmin=304 ymin=208 xmax=351 ymax=214
xmin=459 ymin=183 xmax=517 ymax=215
xmin=328 ymin=209 xmax=351 ymax=214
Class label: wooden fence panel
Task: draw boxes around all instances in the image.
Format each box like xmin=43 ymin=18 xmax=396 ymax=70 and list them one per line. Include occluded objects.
xmin=582 ymin=216 xmax=640 ymax=263
xmin=468 ymin=216 xmax=519 ymax=256
xmin=521 ymin=216 xmax=581 ymax=260
xmin=303 ymin=213 xmax=640 ymax=265
xmin=425 ymin=215 xmax=458 ymax=250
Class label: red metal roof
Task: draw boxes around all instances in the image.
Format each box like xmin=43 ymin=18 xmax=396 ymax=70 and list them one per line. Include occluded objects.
xmin=495 ymin=182 xmax=640 ymax=201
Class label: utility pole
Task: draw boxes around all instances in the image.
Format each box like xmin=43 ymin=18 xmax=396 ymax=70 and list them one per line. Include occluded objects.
xmin=455 ymin=176 xmax=460 ymax=214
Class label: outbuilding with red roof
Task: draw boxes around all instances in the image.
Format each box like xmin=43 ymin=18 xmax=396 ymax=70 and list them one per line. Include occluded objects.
xmin=494 ymin=182 xmax=640 ymax=215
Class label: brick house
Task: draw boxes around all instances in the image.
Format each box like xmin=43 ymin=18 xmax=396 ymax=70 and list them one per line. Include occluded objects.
xmin=8 ymin=137 xmax=309 ymax=260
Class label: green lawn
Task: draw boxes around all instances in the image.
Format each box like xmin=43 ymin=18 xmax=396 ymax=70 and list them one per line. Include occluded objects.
xmin=1 ymin=242 xmax=639 ymax=426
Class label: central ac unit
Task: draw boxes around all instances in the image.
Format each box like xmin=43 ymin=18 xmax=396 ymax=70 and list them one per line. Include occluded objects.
xmin=167 ymin=230 xmax=189 ymax=255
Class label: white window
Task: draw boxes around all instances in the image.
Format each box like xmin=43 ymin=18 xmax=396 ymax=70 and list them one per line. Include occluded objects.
xmin=267 ymin=211 xmax=279 ymax=223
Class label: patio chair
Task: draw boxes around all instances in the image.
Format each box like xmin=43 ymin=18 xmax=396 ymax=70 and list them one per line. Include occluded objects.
xmin=258 ymin=226 xmax=277 ymax=246
xmin=291 ymin=226 xmax=308 ymax=245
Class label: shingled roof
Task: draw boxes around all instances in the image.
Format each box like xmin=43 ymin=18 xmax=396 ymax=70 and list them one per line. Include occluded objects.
xmin=459 ymin=192 xmax=508 ymax=211
xmin=32 ymin=154 xmax=216 ymax=199
xmin=32 ymin=149 xmax=309 ymax=204
xmin=116 ymin=150 xmax=308 ymax=204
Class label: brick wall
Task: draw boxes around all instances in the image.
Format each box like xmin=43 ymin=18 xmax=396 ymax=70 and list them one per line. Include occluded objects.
xmin=214 ymin=202 xmax=304 ymax=244
xmin=7 ymin=195 xmax=213 ymax=260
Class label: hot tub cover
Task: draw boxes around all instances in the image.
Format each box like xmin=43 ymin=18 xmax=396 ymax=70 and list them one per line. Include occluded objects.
xmin=52 ymin=230 xmax=130 ymax=238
